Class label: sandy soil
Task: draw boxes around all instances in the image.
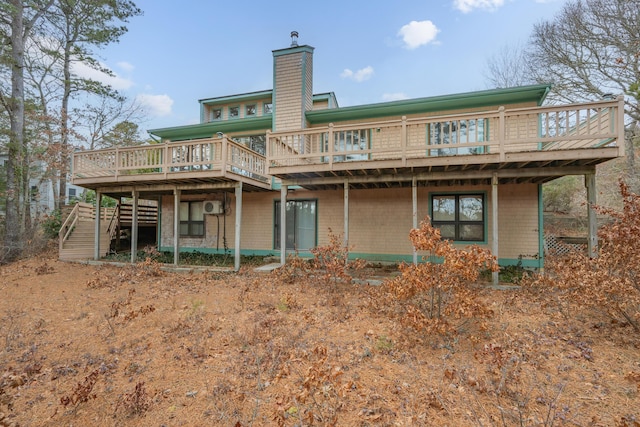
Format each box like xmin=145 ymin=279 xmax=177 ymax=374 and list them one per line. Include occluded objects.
xmin=1 ymin=248 xmax=639 ymax=426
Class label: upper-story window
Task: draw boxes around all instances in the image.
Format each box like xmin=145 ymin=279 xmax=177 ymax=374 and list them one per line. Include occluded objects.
xmin=229 ymin=106 xmax=240 ymax=119
xmin=428 ymin=119 xmax=487 ymax=156
xmin=210 ymin=108 xmax=222 ymax=121
xmin=245 ymin=104 xmax=257 ymax=117
xmin=263 ymin=102 xmax=273 ymax=114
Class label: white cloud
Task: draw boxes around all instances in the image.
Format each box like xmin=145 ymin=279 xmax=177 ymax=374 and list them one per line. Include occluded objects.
xmin=340 ymin=66 xmax=374 ymax=82
xmin=136 ymin=93 xmax=174 ymax=117
xmin=453 ymin=0 xmax=505 ymax=13
xmin=397 ymin=20 xmax=440 ymax=50
xmin=71 ymin=61 xmax=134 ymax=90
xmin=117 ymin=61 xmax=134 ymax=73
xmin=382 ymin=93 xmax=409 ymax=102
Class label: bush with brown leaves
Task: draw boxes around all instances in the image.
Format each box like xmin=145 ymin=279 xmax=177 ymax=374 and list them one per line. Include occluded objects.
xmin=528 ymin=180 xmax=640 ymax=331
xmin=375 ymin=218 xmax=498 ymax=336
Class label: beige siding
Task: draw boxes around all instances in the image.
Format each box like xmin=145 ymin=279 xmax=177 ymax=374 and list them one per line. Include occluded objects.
xmin=497 ymin=184 xmax=540 ymax=260
xmin=274 ymin=54 xmax=304 ymax=131
xmin=312 ymin=99 xmax=329 ymax=110
xmin=159 ymin=184 xmax=541 ymax=264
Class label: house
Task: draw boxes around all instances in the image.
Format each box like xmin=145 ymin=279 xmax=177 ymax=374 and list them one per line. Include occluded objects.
xmin=65 ymin=33 xmax=625 ymax=280
xmin=0 ymin=153 xmax=85 ymax=217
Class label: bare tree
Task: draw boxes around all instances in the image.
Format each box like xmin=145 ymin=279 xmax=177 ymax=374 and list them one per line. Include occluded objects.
xmin=484 ymin=42 xmax=534 ymax=89
xmin=485 ymin=0 xmax=640 ymax=188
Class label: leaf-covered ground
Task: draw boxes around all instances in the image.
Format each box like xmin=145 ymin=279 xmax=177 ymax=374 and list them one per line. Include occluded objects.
xmin=1 ymin=249 xmax=639 ymax=426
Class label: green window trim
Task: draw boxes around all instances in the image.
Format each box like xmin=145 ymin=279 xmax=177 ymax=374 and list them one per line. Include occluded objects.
xmin=229 ymin=106 xmax=240 ymax=119
xmin=245 ymin=104 xmax=257 ymax=117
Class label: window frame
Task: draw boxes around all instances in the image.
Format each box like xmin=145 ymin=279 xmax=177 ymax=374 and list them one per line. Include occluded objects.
xmin=263 ymin=102 xmax=273 ymax=115
xmin=210 ymin=108 xmax=222 ymax=121
xmin=245 ymin=104 xmax=257 ymax=117
xmin=179 ymin=201 xmax=205 ymax=237
xmin=229 ymin=105 xmax=240 ymax=119
xmin=429 ymin=192 xmax=486 ymax=243
xmin=273 ymin=199 xmax=318 ymax=251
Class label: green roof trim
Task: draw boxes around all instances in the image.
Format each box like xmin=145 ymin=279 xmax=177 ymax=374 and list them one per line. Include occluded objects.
xmin=305 ymin=84 xmax=552 ymax=124
xmin=272 ymin=44 xmax=314 ymax=57
xmin=199 ymin=90 xmax=273 ymax=105
xmin=149 ymin=115 xmax=272 ymax=141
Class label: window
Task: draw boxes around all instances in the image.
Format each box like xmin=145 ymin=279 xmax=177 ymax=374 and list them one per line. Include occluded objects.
xmin=245 ymin=104 xmax=256 ymax=117
xmin=274 ymin=200 xmax=317 ymax=250
xmin=263 ymin=102 xmax=273 ymax=114
xmin=210 ymin=108 xmax=222 ymax=121
xmin=431 ymin=194 xmax=484 ymax=242
xmin=30 ymin=185 xmax=39 ymax=202
xmin=229 ymin=106 xmax=239 ymax=119
xmin=179 ymin=201 xmax=204 ymax=237
xmin=322 ymin=129 xmax=370 ymax=162
xmin=428 ymin=119 xmax=487 ymax=156
xmin=68 ymin=188 xmax=77 ymax=203
xmin=233 ymin=135 xmax=266 ymax=155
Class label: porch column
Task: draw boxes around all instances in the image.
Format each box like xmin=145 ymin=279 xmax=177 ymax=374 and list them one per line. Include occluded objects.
xmin=94 ymin=191 xmax=102 ymax=260
xmin=344 ymin=181 xmax=349 ymax=248
xmin=585 ymin=173 xmax=598 ymax=258
xmin=412 ymin=177 xmax=418 ymax=265
xmin=280 ymin=185 xmax=287 ymax=265
xmin=130 ymin=190 xmax=139 ymax=264
xmin=234 ymin=183 xmax=243 ymax=271
xmin=173 ymin=189 xmax=180 ymax=265
xmin=492 ymin=173 xmax=499 ymax=286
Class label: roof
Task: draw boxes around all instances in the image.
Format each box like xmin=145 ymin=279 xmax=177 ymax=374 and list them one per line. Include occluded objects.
xmin=150 ymin=84 xmax=552 ymax=141
xmin=306 ymin=84 xmax=552 ymax=124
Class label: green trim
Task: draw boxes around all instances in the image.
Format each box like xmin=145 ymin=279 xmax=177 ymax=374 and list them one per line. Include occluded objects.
xmin=538 ymin=184 xmax=545 ymax=269
xmin=305 ymin=84 xmax=552 ymax=124
xmin=301 ymin=51 xmax=308 ymax=128
xmin=159 ymin=246 xmax=277 ymax=257
xmin=199 ymin=89 xmax=273 ymax=105
xmin=228 ymin=105 xmax=240 ymax=120
xmin=498 ymin=258 xmax=541 ymax=268
xmin=428 ymin=191 xmax=488 ymax=245
xmin=149 ymin=115 xmax=272 ymax=141
xmin=272 ymin=45 xmax=314 ymax=57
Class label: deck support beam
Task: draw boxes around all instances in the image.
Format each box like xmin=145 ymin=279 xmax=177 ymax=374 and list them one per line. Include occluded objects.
xmin=280 ymin=185 xmax=287 ymax=265
xmin=492 ymin=173 xmax=499 ymax=286
xmin=94 ymin=191 xmax=102 ymax=260
xmin=585 ymin=173 xmax=598 ymax=258
xmin=234 ymin=183 xmax=243 ymax=271
xmin=412 ymin=176 xmax=418 ymax=265
xmin=173 ymin=188 xmax=180 ymax=265
xmin=344 ymin=181 xmax=349 ymax=249
xmin=131 ymin=190 xmax=139 ymax=264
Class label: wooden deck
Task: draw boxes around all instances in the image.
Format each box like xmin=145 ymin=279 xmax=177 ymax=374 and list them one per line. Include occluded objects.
xmin=267 ymin=98 xmax=624 ymax=189
xmin=71 ymin=97 xmax=624 ymax=192
xmin=72 ymin=136 xmax=271 ymax=195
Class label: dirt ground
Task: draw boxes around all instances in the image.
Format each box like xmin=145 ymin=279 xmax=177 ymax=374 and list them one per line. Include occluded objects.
xmin=1 ymin=247 xmax=639 ymax=426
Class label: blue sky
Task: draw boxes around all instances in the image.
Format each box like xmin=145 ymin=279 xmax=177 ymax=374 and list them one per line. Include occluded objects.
xmin=88 ymin=0 xmax=569 ymax=133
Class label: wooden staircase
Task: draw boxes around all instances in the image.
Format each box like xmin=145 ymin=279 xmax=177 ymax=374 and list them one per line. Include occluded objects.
xmin=59 ymin=203 xmax=116 ymax=261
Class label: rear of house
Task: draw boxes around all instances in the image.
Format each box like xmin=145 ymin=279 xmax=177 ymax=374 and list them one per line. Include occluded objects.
xmin=67 ymin=33 xmax=625 ymax=271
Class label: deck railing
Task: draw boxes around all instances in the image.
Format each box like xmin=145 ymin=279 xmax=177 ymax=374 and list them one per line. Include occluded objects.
xmin=267 ymin=97 xmax=624 ymax=168
xmin=72 ymin=136 xmax=269 ymax=183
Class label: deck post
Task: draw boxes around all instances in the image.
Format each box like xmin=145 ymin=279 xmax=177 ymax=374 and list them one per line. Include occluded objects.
xmin=344 ymin=180 xmax=349 ymax=248
xmin=131 ymin=190 xmax=139 ymax=264
xmin=412 ymin=176 xmax=418 ymax=265
xmin=586 ymin=173 xmax=598 ymax=258
xmin=617 ymin=95 xmax=625 ymax=158
xmin=94 ymin=191 xmax=102 ymax=260
xmin=280 ymin=185 xmax=287 ymax=265
xmin=234 ymin=183 xmax=243 ymax=271
xmin=492 ymin=173 xmax=499 ymax=286
xmin=173 ymin=188 xmax=180 ymax=265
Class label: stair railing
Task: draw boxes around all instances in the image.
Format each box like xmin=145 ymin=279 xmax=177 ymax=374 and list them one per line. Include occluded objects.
xmin=106 ymin=204 xmax=121 ymax=242
xmin=58 ymin=202 xmax=81 ymax=253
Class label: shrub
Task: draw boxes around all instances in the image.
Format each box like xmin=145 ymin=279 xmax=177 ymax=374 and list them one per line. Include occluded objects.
xmin=376 ymin=218 xmax=498 ymax=336
xmin=530 ymin=180 xmax=640 ymax=331
xmin=41 ymin=209 xmax=62 ymax=239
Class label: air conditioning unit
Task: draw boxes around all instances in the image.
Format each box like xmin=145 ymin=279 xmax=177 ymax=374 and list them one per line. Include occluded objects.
xmin=203 ymin=200 xmax=223 ymax=215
